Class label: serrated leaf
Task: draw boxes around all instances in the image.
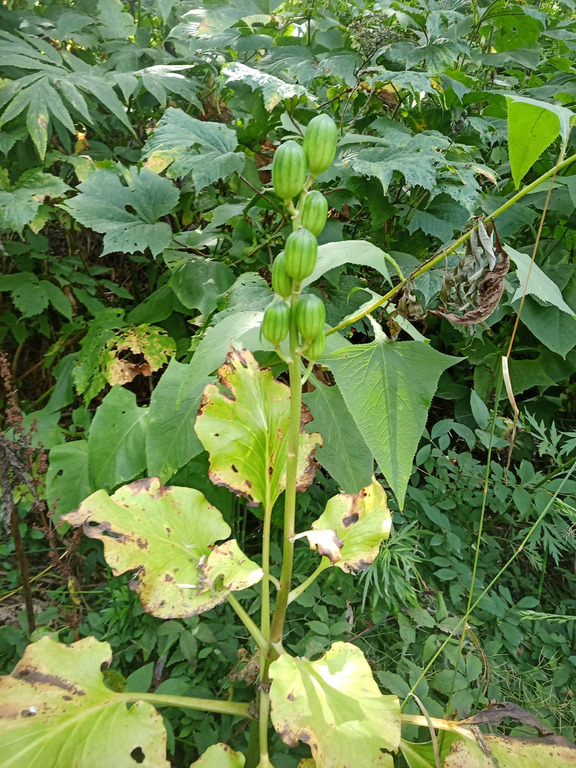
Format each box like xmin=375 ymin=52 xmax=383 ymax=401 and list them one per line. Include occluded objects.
xmin=142 ymin=108 xmax=244 ymax=191
xmin=0 ymin=636 xmax=169 ymax=768
xmin=269 ymin=642 xmax=401 ymax=767
xmin=196 ymin=348 xmax=321 ymax=507
xmin=63 ymin=478 xmax=262 ymax=617
xmin=507 ymin=95 xmax=571 ymax=188
xmin=63 ymin=167 xmax=179 ymax=257
xmin=305 ymin=477 xmax=392 ymax=571
xmin=349 ymin=145 xmax=439 ymax=194
xmin=87 ymin=386 xmax=148 ymax=490
xmin=324 ymin=341 xmax=459 ymax=508
xmin=303 ymin=382 xmax=373 ymax=493
xmin=222 ymin=61 xmax=313 ymax=110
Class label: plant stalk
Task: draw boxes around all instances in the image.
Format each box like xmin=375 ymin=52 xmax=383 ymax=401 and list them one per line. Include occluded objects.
xmin=227 ymin=594 xmax=269 ymax=655
xmin=118 ymin=691 xmax=253 ymax=718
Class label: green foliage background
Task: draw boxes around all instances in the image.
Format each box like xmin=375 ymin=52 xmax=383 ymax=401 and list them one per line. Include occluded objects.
xmin=1 ymin=0 xmax=576 ymax=765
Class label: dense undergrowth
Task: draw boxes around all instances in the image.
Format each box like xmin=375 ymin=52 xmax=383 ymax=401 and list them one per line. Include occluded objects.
xmin=1 ymin=0 xmax=576 ymax=766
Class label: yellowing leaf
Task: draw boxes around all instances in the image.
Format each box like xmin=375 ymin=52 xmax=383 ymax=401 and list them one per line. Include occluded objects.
xmin=0 ymin=637 xmax=169 ymax=768
xmin=195 ymin=348 xmax=321 ymax=508
xmin=269 ymin=642 xmax=401 ymax=767
xmin=310 ymin=476 xmax=392 ymax=572
xmin=63 ymin=478 xmax=262 ymax=618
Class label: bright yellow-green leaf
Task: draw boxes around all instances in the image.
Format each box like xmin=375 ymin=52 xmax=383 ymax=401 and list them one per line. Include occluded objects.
xmin=189 ymin=743 xmax=245 ymax=767
xmin=0 ymin=637 xmax=169 ymax=768
xmin=195 ymin=348 xmax=321 ymax=508
xmin=269 ymin=642 xmax=401 ymax=767
xmin=63 ymin=478 xmax=263 ymax=618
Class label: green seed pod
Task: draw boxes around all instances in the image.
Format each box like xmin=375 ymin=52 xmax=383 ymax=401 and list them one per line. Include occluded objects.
xmin=262 ymin=301 xmax=291 ymax=345
xmin=272 ymin=140 xmax=307 ymax=200
xmin=284 ymin=227 xmax=318 ymax=281
xmin=295 ymin=294 xmax=326 ymax=342
xmin=271 ymin=253 xmax=293 ymax=298
xmin=305 ymin=330 xmax=326 ymax=360
xmin=303 ymin=114 xmax=338 ymax=176
xmin=300 ymin=190 xmax=329 ymax=237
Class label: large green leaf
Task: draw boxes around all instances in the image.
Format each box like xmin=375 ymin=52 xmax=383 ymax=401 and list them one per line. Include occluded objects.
xmin=506 ymin=95 xmax=572 ymax=188
xmin=170 ymin=259 xmax=236 ymax=318
xmin=195 ymin=348 xmax=321 ymax=508
xmin=518 ymin=296 xmax=576 ymax=358
xmin=303 ymin=381 xmax=373 ymax=493
xmin=63 ymin=478 xmax=262 ymax=618
xmin=142 ymin=108 xmax=244 ymax=192
xmin=303 ymin=240 xmax=390 ymax=288
xmin=269 ymin=642 xmax=401 ymax=767
xmin=46 ymin=441 xmax=93 ymax=523
xmin=222 ymin=62 xmax=313 ymax=111
xmin=0 ymin=636 xmax=169 ymax=768
xmin=445 ymin=733 xmax=576 ymax=767
xmin=88 ymin=386 xmax=148 ymax=491
xmin=63 ymin=167 xmax=179 ymax=257
xmin=303 ymin=477 xmax=392 ymax=571
xmin=324 ymin=341 xmax=459 ymax=508
xmin=146 ymin=360 xmax=209 ymax=482
xmin=349 ymin=144 xmax=439 ymax=194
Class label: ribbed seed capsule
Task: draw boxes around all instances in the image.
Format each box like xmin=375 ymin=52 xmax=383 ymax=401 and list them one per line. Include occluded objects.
xmin=301 ymin=190 xmax=329 ymax=237
xmin=272 ymin=140 xmax=307 ymax=200
xmin=284 ymin=227 xmax=317 ymax=281
xmin=262 ymin=301 xmax=291 ymax=345
xmin=305 ymin=331 xmax=326 ymax=360
xmin=271 ymin=253 xmax=293 ymax=298
xmin=303 ymin=114 xmax=338 ymax=176
xmin=295 ymin=294 xmax=326 ymax=342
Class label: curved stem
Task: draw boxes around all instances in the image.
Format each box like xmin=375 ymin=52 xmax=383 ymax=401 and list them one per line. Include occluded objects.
xmin=288 ymin=558 xmax=331 ymax=604
xmin=327 ymin=152 xmax=576 ymax=337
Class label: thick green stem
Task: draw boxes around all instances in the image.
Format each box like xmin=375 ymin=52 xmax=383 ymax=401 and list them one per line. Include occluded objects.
xmin=118 ymin=690 xmax=252 ymax=718
xmin=327 ymin=152 xmax=576 ymax=337
xmin=288 ymin=558 xmax=331 ymax=604
xmin=270 ymin=281 xmax=303 ymax=646
xmin=228 ymin=594 xmax=269 ymax=656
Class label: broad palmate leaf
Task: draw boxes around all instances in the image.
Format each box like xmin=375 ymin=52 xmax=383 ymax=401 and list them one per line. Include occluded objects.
xmin=195 ymin=348 xmax=321 ymax=508
xmin=63 ymin=167 xmax=179 ymax=257
xmin=269 ymin=642 xmax=401 ymax=767
xmin=0 ymin=30 xmax=133 ymax=159
xmin=142 ymin=107 xmax=244 ymax=191
xmin=0 ymin=636 xmax=169 ymax=768
xmin=324 ymin=340 xmax=459 ymax=508
xmin=63 ymin=478 xmax=263 ymax=618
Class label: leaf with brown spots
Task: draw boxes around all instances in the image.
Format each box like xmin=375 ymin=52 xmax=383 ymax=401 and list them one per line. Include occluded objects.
xmin=307 ymin=477 xmax=392 ymax=572
xmin=195 ymin=348 xmax=321 ymax=508
xmin=269 ymin=642 xmax=401 ymax=767
xmin=63 ymin=478 xmax=262 ymax=619
xmin=444 ymin=732 xmax=576 ymax=767
xmin=291 ymin=529 xmax=344 ymax=565
xmin=0 ymin=636 xmax=169 ymax=768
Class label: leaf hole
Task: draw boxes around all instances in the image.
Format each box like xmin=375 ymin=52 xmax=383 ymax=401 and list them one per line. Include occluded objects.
xmin=231 ymin=464 xmax=239 ymax=473
xmin=125 ymin=204 xmax=138 ymax=216
xmin=21 ymin=707 xmax=38 ymax=717
xmin=131 ymin=747 xmax=145 ymax=764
